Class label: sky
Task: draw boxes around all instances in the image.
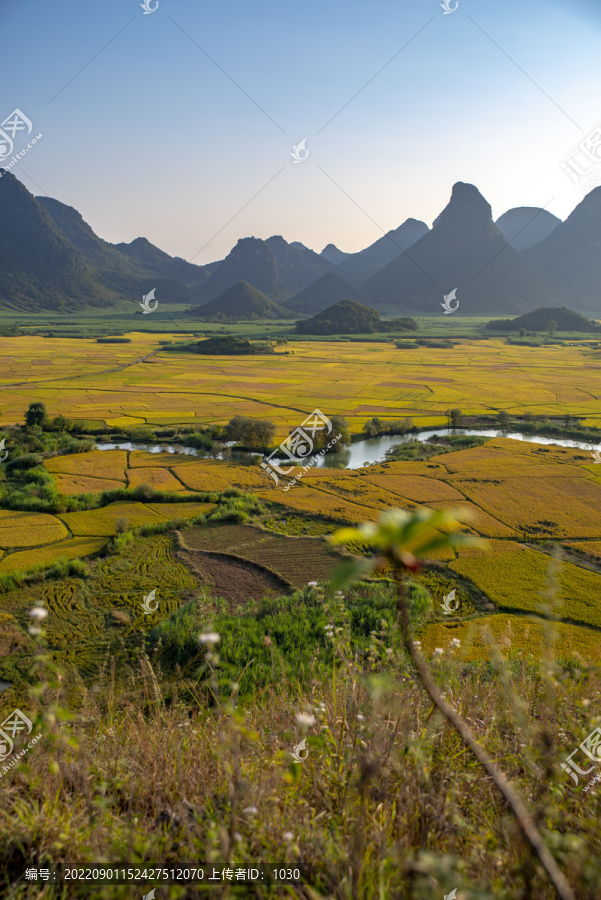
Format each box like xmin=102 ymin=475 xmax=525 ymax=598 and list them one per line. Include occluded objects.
xmin=2 ymin=0 xmax=601 ymax=264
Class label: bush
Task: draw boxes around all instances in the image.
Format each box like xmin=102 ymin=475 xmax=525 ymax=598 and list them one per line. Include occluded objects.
xmin=5 ymin=453 xmax=44 ymax=473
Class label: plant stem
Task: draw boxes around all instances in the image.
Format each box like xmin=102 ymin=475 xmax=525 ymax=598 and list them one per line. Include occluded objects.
xmin=393 ymin=566 xmax=575 ymax=900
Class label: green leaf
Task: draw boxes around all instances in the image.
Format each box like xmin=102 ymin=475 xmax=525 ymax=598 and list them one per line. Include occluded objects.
xmin=329 ymin=557 xmax=375 ymax=591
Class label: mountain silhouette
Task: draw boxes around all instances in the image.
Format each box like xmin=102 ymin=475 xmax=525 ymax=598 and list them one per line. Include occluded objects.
xmin=362 ymin=182 xmax=561 ymax=315
xmin=194 ymin=237 xmax=287 ymax=302
xmin=495 ymin=207 xmax=561 ymax=251
xmin=338 ymin=218 xmax=429 ymax=284
xmin=0 ymin=171 xmax=115 ymax=310
xmin=37 ymin=197 xmax=205 ymax=304
xmin=114 ymin=236 xmax=215 ymax=289
xmin=320 ymin=243 xmax=349 ymax=265
xmin=194 ymin=280 xmax=292 ymax=319
xmin=265 ymin=235 xmax=334 ymax=292
xmin=286 ymin=272 xmax=365 ymax=316
xmin=522 ymin=187 xmax=601 ymax=316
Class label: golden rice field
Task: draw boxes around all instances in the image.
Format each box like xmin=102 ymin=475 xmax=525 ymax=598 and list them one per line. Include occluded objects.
xmin=1 ymin=333 xmax=601 ymax=438
xmin=421 ymin=614 xmax=601 ymax=664
xmin=19 ymin=438 xmax=599 ymax=636
xmin=0 ymin=537 xmax=107 ymax=574
xmin=2 ymin=333 xmax=601 ymax=675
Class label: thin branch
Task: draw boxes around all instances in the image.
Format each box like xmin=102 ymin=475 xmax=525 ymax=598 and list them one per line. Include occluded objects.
xmin=393 ymin=567 xmax=575 ymax=900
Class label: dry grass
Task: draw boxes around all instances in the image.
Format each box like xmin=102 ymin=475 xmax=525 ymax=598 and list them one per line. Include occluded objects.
xmin=0 ymin=631 xmax=600 ymax=899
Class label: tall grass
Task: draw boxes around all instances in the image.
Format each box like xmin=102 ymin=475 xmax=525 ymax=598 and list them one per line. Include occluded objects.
xmin=0 ymin=593 xmax=599 ymax=899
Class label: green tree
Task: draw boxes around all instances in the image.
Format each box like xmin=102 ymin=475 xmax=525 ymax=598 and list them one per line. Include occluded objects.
xmin=316 ymin=415 xmax=350 ymax=452
xmin=497 ymin=410 xmax=511 ymax=430
xmin=546 ymin=319 xmax=558 ymax=336
xmin=450 ymin=408 xmax=463 ymax=428
xmin=25 ymin=402 xmax=48 ymax=428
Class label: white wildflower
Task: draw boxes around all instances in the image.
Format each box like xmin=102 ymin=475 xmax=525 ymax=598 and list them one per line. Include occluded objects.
xmin=296 ymin=712 xmax=316 ymax=727
xmin=243 ymin=806 xmax=257 ymax=816
xmin=29 ymin=607 xmax=48 ymax=620
xmin=198 ymin=632 xmax=220 ymax=646
xmin=283 ymin=832 xmax=294 ymax=841
xmin=433 ymin=647 xmax=444 ymax=656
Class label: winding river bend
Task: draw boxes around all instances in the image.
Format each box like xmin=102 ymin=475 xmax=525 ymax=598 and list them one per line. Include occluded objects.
xmin=96 ymin=428 xmax=597 ymax=471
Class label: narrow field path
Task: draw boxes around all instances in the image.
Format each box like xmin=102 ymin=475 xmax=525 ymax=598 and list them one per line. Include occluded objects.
xmin=1 ymin=349 xmax=160 ymax=389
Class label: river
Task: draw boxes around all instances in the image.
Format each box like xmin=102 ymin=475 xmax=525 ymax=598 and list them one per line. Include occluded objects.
xmin=95 ymin=428 xmax=597 ymax=471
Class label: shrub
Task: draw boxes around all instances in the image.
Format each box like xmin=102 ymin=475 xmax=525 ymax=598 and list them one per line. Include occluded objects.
xmin=5 ymin=453 xmax=44 ymax=473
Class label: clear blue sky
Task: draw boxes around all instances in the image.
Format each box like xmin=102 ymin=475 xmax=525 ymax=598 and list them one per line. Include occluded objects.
xmin=3 ymin=0 xmax=601 ymax=263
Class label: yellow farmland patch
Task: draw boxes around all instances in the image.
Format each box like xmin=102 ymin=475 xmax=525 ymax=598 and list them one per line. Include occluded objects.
xmin=128 ymin=451 xmax=197 ymax=468
xmin=0 ymin=511 xmax=69 ymax=549
xmin=0 ymin=537 xmax=107 ymax=575
xmin=52 ymin=473 xmax=126 ymax=495
xmin=58 ymin=502 xmax=169 ymax=537
xmin=255 ymin=487 xmax=376 ymax=523
xmin=450 ymin=541 xmax=601 ymax=628
xmin=45 ymin=450 xmax=127 ymax=482
xmin=426 ymin=501 xmax=518 ymax=538
xmin=421 ymin=615 xmax=601 ymax=664
xmin=363 ymin=473 xmax=464 ymax=503
xmin=126 ymin=467 xmax=186 ymax=492
xmin=2 ymin=336 xmax=601 ymax=430
xmin=172 ymin=460 xmax=273 ymax=493
xmin=145 ymin=502 xmax=217 ymax=519
xmin=564 ymin=541 xmax=601 ymax=561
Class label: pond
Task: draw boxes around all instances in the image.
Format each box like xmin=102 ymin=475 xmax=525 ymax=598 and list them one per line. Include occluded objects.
xmin=96 ymin=428 xmax=597 ymax=471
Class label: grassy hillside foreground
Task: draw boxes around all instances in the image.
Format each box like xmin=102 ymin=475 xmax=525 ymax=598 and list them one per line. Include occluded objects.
xmin=0 ymin=592 xmax=600 ymax=899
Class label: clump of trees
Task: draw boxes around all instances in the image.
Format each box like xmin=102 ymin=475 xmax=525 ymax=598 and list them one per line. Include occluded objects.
xmin=445 ymin=409 xmax=464 ymax=428
xmin=363 ymin=417 xmax=414 ymax=438
xmin=312 ymin=415 xmax=350 ymax=452
xmin=223 ymin=416 xmax=275 ymax=450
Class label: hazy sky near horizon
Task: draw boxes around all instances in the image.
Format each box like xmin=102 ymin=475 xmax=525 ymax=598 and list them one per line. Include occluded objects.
xmin=3 ymin=0 xmax=601 ymax=264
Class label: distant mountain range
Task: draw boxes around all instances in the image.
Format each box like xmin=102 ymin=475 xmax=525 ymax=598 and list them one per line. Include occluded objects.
xmin=2 ymin=167 xmax=600 ymax=317
xmin=285 ymin=272 xmax=365 ymax=316
xmin=336 ymin=218 xmax=429 ymax=285
xmin=193 ymin=280 xmax=291 ymax=320
xmin=361 ymin=183 xmax=563 ymax=316
xmin=495 ymin=207 xmax=561 ymax=251
xmin=522 ymin=188 xmax=601 ymax=315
